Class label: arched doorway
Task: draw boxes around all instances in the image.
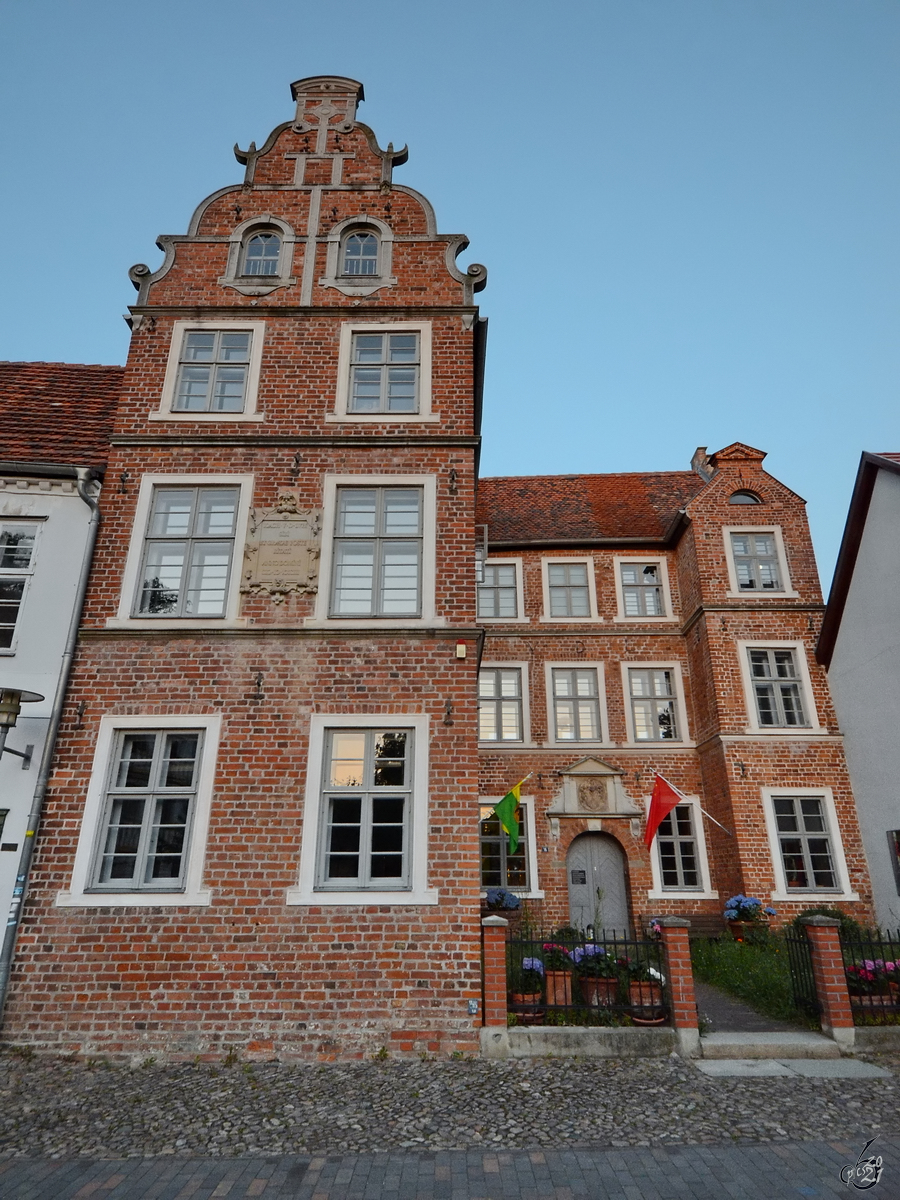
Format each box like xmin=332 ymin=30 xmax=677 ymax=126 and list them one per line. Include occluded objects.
xmin=566 ymin=833 xmax=630 ymax=934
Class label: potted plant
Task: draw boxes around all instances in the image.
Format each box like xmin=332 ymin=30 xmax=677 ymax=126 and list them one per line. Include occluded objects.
xmin=541 ymin=942 xmax=574 ymax=1006
xmin=573 ymin=944 xmax=619 ymax=1007
xmin=625 ymin=958 xmax=664 ymax=1017
xmin=845 ymin=959 xmax=900 ymax=1007
xmin=508 ymin=955 xmax=544 ymax=1022
xmin=723 ymin=895 xmax=777 ymax=942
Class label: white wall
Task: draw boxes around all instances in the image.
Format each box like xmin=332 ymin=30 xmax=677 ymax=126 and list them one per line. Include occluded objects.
xmin=0 ymin=479 xmax=95 ymax=925
xmin=829 ymin=468 xmax=900 ymax=929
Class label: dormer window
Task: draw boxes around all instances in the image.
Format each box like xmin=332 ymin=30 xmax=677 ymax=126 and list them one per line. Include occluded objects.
xmin=241 ymin=232 xmax=281 ymax=277
xmin=342 ymin=232 xmax=379 ymax=277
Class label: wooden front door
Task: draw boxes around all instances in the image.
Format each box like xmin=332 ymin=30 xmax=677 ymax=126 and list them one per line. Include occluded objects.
xmin=566 ymin=833 xmax=629 ymax=934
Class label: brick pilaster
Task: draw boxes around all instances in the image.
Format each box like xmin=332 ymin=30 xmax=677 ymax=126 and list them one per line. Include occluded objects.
xmin=800 ymin=916 xmax=854 ymax=1047
xmin=657 ymin=917 xmax=699 ymax=1056
xmin=481 ymin=916 xmax=508 ymax=1027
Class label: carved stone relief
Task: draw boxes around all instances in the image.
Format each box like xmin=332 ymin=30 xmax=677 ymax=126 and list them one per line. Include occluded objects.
xmin=547 ymin=757 xmax=642 ymax=818
xmin=241 ymin=492 xmax=321 ymax=604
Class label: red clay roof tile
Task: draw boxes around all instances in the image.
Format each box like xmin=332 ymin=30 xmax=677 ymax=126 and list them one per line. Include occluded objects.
xmin=476 ymin=471 xmax=706 ymax=543
xmin=0 ymin=361 xmax=122 ymax=471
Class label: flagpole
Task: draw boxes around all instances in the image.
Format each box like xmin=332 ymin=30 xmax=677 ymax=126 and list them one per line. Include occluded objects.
xmin=653 ymin=772 xmax=734 ymax=838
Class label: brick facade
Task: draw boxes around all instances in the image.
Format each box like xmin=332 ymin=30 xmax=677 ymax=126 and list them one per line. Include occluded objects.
xmin=0 ymin=76 xmax=873 ymax=1061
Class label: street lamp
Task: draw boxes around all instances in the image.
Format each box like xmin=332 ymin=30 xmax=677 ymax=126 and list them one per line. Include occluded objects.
xmin=0 ymin=688 xmax=44 ymax=770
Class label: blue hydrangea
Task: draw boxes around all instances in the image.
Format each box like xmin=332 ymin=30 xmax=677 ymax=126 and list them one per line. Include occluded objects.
xmin=522 ymin=957 xmax=544 ymax=975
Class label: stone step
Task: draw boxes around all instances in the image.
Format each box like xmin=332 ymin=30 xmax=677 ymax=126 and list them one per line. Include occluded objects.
xmin=700 ymin=1031 xmax=841 ymax=1059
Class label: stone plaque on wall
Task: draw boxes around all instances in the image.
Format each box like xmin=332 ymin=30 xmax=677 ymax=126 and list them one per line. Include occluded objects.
xmin=241 ymin=492 xmax=321 ymax=603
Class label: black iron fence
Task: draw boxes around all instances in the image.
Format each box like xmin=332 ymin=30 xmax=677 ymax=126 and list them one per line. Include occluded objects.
xmin=783 ymin=928 xmax=821 ymax=1019
xmin=506 ymin=928 xmax=669 ymax=1027
xmin=839 ymin=928 xmax=900 ymax=1026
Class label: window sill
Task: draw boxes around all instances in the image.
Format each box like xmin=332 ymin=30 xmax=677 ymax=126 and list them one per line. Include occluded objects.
xmin=477 ymin=617 xmax=531 ymax=625
xmin=612 ymin=615 xmax=679 ymax=624
xmin=538 ymin=616 xmax=603 ymax=624
xmin=56 ymin=889 xmax=212 ymax=908
xmin=304 ymin=617 xmax=445 ymax=630
xmin=324 ymin=413 xmax=441 ymax=424
xmin=725 ymin=590 xmax=801 ymax=600
xmin=542 ymin=740 xmax=616 ymax=751
xmin=740 ymin=727 xmax=826 ymax=737
xmin=106 ymin=617 xmax=250 ymax=630
xmin=619 ymin=740 xmax=696 ymax=750
xmin=148 ymin=412 xmax=266 ymax=423
xmin=647 ymin=889 xmax=719 ymax=901
xmin=478 ymin=741 xmax=538 ymax=750
xmin=770 ymin=890 xmax=860 ymax=903
xmin=286 ymin=887 xmax=439 ymax=906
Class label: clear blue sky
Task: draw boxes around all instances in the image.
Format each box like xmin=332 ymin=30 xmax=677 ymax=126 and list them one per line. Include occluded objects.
xmin=1 ymin=0 xmax=898 ymax=590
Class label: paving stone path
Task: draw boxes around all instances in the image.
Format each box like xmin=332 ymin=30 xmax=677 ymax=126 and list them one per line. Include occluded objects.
xmin=0 ymin=1051 xmax=898 ymax=1197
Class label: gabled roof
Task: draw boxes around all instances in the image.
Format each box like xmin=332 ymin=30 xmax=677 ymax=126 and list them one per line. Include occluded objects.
xmin=476 ymin=471 xmax=705 ymax=545
xmin=0 ymin=362 xmax=123 ymax=471
xmin=817 ymin=451 xmax=900 ymax=666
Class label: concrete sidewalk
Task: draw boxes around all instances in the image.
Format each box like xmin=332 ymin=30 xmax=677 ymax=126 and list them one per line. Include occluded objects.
xmin=1 ymin=1140 xmax=897 ymax=1198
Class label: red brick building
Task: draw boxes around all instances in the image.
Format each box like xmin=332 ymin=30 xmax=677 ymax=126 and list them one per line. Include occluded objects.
xmin=0 ymin=77 xmax=872 ymax=1061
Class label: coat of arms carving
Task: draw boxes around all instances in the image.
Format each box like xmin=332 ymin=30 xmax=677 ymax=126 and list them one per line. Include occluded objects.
xmin=241 ymin=492 xmax=322 ymax=603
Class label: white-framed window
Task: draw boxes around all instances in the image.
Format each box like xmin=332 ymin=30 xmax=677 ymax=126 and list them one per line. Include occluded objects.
xmin=477 ymin=558 xmax=526 ymax=622
xmin=544 ymin=663 xmax=609 ymax=746
xmin=479 ymin=796 xmax=542 ymax=898
xmin=240 ymin=231 xmax=281 ymax=277
xmin=613 ymin=556 xmax=676 ymax=622
xmin=736 ymin=640 xmax=821 ymax=734
xmin=478 ymin=664 xmax=530 ymax=743
xmin=330 ymin=487 xmax=422 ymax=618
xmin=762 ymin=788 xmax=858 ymax=901
xmin=288 ymin=713 xmax=437 ymax=906
xmin=331 ymin=322 xmax=434 ymax=422
xmin=110 ymin=474 xmax=254 ymax=630
xmin=620 ymin=662 xmax=692 ymax=746
xmin=310 ymin=474 xmax=439 ymax=628
xmin=723 ymin=526 xmax=798 ymax=598
xmin=0 ymin=521 xmax=39 ymax=653
xmin=153 ymin=321 xmax=266 ymax=422
xmin=56 ymin=715 xmax=220 ymax=908
xmin=320 ymin=217 xmax=396 ymax=298
xmin=341 ymin=231 xmax=379 ymax=276
xmin=219 ymin=216 xmax=297 ymax=297
xmin=540 ymin=557 xmax=600 ymax=623
xmin=646 ymin=796 xmax=717 ymax=899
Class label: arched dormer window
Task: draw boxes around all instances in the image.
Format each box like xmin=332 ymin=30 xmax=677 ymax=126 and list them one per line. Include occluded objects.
xmin=729 ymin=490 xmax=762 ymax=505
xmin=241 ymin=232 xmax=281 ymax=277
xmin=342 ymin=232 xmax=379 ymax=277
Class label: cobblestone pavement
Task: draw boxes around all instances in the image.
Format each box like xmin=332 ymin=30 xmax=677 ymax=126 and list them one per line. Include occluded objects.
xmin=0 ymin=1051 xmax=898 ymax=1197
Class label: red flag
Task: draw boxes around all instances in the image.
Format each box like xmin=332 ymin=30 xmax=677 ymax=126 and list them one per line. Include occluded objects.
xmin=644 ymin=774 xmax=686 ymax=847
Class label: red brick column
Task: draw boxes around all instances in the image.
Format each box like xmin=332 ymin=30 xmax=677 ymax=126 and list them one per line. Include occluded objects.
xmin=657 ymin=917 xmax=699 ymax=1057
xmin=481 ymin=916 xmax=509 ymax=1027
xmin=800 ymin=916 xmax=855 ymax=1048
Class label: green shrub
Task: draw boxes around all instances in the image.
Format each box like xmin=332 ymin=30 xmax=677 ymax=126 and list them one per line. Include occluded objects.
xmin=787 ymin=906 xmax=869 ymax=940
xmin=691 ymin=935 xmax=815 ymax=1027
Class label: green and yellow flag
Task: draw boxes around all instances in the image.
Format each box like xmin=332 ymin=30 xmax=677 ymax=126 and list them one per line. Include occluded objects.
xmin=492 ymin=774 xmax=532 ymax=855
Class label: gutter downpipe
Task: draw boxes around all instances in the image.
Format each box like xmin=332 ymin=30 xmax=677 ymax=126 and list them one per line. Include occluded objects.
xmin=0 ymin=467 xmax=101 ymax=1025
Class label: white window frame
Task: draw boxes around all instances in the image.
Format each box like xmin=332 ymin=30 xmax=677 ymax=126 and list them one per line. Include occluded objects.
xmin=723 ymin=525 xmax=799 ymax=599
xmin=320 ymin=216 xmax=397 ymax=298
xmin=761 ymin=786 xmax=859 ymax=902
xmin=620 ymin=661 xmax=693 ymax=747
xmin=477 ymin=557 xmax=527 ymax=623
xmin=108 ymin=474 xmax=254 ymax=630
xmin=218 ymin=215 xmax=298 ymax=297
xmin=0 ymin=518 xmax=43 ymax=656
xmin=543 ymin=662 xmax=610 ymax=748
xmin=478 ymin=661 xmax=532 ymax=746
xmin=288 ymin=713 xmax=437 ymax=906
xmin=539 ymin=556 xmax=601 ymax=623
xmin=309 ymin=474 xmax=440 ymax=628
xmin=612 ymin=556 xmax=677 ymax=623
xmin=479 ymin=795 xmax=543 ymax=900
xmin=736 ymin=640 xmax=823 ymax=735
xmin=56 ymin=714 xmax=220 ymax=908
xmin=330 ymin=322 xmax=435 ymax=423
xmin=646 ymin=795 xmax=717 ymax=900
xmin=152 ymin=321 xmax=267 ymax=422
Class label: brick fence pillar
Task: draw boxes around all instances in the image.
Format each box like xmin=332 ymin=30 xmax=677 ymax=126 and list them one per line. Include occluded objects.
xmin=800 ymin=916 xmax=855 ymax=1049
xmin=481 ymin=916 xmax=508 ymax=1028
xmin=657 ymin=917 xmax=699 ymax=1058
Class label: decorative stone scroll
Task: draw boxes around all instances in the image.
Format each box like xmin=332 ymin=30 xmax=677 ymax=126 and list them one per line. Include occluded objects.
xmin=241 ymin=492 xmax=321 ymax=604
